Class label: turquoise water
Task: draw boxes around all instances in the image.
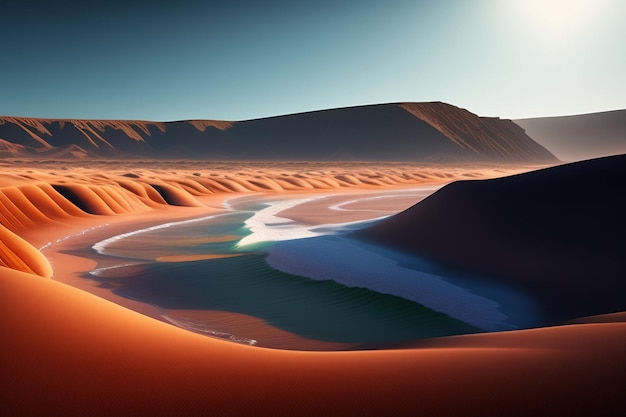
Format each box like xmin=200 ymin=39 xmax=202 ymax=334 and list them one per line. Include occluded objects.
xmin=94 ymin=210 xmax=254 ymax=261
xmin=95 ymin=254 xmax=479 ymax=344
xmin=89 ymin=199 xmax=483 ymax=348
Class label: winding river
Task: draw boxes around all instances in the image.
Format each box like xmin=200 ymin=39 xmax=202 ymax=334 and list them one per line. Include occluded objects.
xmin=81 ymin=189 xmax=537 ymax=350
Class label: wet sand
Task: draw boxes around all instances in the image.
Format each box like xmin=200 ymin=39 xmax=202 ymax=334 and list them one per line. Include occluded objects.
xmin=2 ymin=160 xmax=625 ymax=416
xmin=51 ymin=187 xmax=481 ymax=349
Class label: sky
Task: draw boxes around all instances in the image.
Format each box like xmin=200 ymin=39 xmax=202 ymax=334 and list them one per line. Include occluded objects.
xmin=1 ymin=0 xmax=625 ymax=121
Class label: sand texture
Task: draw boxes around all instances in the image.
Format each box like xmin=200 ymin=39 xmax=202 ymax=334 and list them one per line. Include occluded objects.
xmin=1 ymin=159 xmax=625 ymax=416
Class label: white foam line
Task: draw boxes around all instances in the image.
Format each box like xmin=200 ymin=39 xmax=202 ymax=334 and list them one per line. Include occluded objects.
xmin=161 ymin=315 xmax=258 ymax=346
xmin=89 ymin=263 xmax=140 ymax=277
xmin=221 ymin=196 xmax=240 ymax=211
xmin=92 ymin=213 xmax=230 ymax=254
xmin=236 ymin=188 xmax=440 ymax=248
xmin=327 ymin=186 xmax=440 ymax=212
xmin=236 ymin=196 xmax=329 ymax=247
xmin=328 ymin=194 xmax=418 ymax=212
xmin=92 ymin=195 xmax=256 ymax=254
xmin=39 ymin=223 xmax=111 ymax=252
xmin=266 ymin=236 xmax=513 ymax=331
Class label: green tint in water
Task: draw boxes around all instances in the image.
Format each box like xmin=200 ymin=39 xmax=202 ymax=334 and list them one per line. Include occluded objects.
xmin=94 ymin=254 xmax=480 ymax=345
xmin=99 ymin=211 xmax=254 ymax=261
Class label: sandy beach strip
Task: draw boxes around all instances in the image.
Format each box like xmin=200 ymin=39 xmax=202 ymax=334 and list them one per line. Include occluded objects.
xmin=2 ymin=262 xmax=625 ymax=416
xmin=43 ymin=187 xmax=456 ymax=348
xmin=2 ymin=162 xmax=626 ymax=415
xmin=275 ymin=186 xmax=441 ymax=225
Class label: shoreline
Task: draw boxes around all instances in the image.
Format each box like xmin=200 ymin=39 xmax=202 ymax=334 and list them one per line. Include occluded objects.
xmin=264 ymin=235 xmax=515 ymax=331
xmin=3 ymin=162 xmax=626 ymax=415
xmin=39 ymin=196 xmax=233 ymax=324
xmin=45 ymin=187 xmax=460 ymax=349
xmin=22 ymin=181 xmax=620 ymax=343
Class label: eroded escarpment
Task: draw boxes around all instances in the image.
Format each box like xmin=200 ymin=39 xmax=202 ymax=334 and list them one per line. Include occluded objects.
xmin=0 ymin=102 xmax=558 ymax=162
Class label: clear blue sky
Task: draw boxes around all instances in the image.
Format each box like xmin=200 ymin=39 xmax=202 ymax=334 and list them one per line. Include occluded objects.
xmin=1 ymin=0 xmax=624 ymax=121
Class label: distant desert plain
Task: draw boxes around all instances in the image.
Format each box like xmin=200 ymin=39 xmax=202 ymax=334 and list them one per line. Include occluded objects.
xmin=1 ymin=102 xmax=625 ymax=416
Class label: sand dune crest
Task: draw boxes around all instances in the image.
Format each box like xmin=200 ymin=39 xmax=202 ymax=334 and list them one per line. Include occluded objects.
xmin=0 ymin=162 xmax=541 ymax=283
xmin=0 ymin=225 xmax=52 ymax=278
xmin=0 ymin=159 xmax=625 ymax=415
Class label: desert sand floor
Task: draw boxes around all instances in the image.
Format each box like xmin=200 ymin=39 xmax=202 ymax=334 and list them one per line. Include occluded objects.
xmin=1 ymin=160 xmax=625 ymax=416
xmin=46 ymin=187 xmax=466 ymax=351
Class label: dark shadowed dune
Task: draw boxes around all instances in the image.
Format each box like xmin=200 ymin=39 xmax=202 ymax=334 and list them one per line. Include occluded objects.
xmin=515 ymin=110 xmax=626 ymax=162
xmin=355 ymin=154 xmax=626 ymax=325
xmin=1 ymin=157 xmax=625 ymax=416
xmin=50 ymin=184 xmax=99 ymax=215
xmin=0 ymin=102 xmax=556 ymax=162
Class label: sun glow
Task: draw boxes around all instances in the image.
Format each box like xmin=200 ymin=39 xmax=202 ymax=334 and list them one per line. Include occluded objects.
xmin=509 ymin=0 xmax=611 ymax=40
xmin=525 ymin=0 xmax=593 ymax=24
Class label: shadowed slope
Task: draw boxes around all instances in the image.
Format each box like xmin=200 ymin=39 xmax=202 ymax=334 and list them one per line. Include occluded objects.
xmin=0 ymin=161 xmax=625 ymax=416
xmin=1 ymin=262 xmax=624 ymax=417
xmin=401 ymin=102 xmax=553 ymax=161
xmin=0 ymin=102 xmax=557 ymax=162
xmin=355 ymin=154 xmax=626 ymax=324
xmin=515 ymin=109 xmax=626 ymax=162
xmin=0 ymin=162 xmax=535 ymax=237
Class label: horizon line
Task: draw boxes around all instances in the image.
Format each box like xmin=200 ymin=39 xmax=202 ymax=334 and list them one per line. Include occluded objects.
xmin=1 ymin=102 xmax=624 ymax=123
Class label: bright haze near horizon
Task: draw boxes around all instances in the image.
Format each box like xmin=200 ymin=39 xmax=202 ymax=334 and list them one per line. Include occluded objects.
xmin=1 ymin=0 xmax=624 ymax=122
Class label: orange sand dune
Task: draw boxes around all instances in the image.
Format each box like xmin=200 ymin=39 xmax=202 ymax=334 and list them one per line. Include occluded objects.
xmin=0 ymin=161 xmax=536 ymax=235
xmin=2 ymin=265 xmax=625 ymax=416
xmin=0 ymin=224 xmax=51 ymax=277
xmin=2 ymin=161 xmax=625 ymax=416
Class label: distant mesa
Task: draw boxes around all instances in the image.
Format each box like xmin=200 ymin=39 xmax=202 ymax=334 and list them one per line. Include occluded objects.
xmin=355 ymin=154 xmax=626 ymax=325
xmin=0 ymin=138 xmax=29 ymax=157
xmin=0 ymin=138 xmax=92 ymax=159
xmin=0 ymin=102 xmax=556 ymax=163
xmin=515 ymin=109 xmax=626 ymax=162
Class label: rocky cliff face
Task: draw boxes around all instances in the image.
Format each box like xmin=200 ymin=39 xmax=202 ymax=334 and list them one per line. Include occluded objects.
xmin=0 ymin=102 xmax=557 ymax=162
